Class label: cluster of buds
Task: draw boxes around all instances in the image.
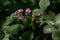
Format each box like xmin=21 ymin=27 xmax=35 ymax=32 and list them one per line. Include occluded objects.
xmin=17 ymin=9 xmax=23 ymax=13
xmin=13 ymin=8 xmax=41 ymax=22
xmin=32 ymin=9 xmax=41 ymax=23
xmin=13 ymin=9 xmax=23 ymax=17
xmin=13 ymin=8 xmax=31 ymax=21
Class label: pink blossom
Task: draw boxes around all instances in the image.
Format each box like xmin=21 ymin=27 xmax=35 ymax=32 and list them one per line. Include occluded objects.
xmin=25 ymin=8 xmax=31 ymax=14
xmin=17 ymin=9 xmax=23 ymax=13
xmin=19 ymin=16 xmax=24 ymax=21
xmin=36 ymin=12 xmax=41 ymax=16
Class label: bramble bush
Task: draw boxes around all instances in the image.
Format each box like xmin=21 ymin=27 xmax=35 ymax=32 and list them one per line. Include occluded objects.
xmin=0 ymin=0 xmax=60 ymax=40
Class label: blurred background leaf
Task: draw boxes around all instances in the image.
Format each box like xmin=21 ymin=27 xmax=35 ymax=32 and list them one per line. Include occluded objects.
xmin=52 ymin=30 xmax=60 ymax=40
xmin=43 ymin=25 xmax=56 ymax=34
xmin=55 ymin=13 xmax=60 ymax=28
xmin=21 ymin=31 xmax=34 ymax=40
xmin=43 ymin=11 xmax=55 ymax=21
xmin=0 ymin=31 xmax=5 ymax=40
xmin=6 ymin=24 xmax=20 ymax=34
xmin=39 ymin=0 xmax=50 ymax=11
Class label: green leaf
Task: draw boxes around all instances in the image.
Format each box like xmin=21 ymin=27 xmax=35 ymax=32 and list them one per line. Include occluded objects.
xmin=2 ymin=14 xmax=14 ymax=26
xmin=52 ymin=30 xmax=60 ymax=40
xmin=23 ymin=16 xmax=31 ymax=27
xmin=39 ymin=0 xmax=50 ymax=11
xmin=55 ymin=13 xmax=60 ymax=27
xmin=6 ymin=24 xmax=20 ymax=34
xmin=45 ymin=20 xmax=55 ymax=25
xmin=0 ymin=31 xmax=5 ymax=40
xmin=21 ymin=31 xmax=34 ymax=40
xmin=2 ymin=14 xmax=17 ymax=30
xmin=43 ymin=11 xmax=55 ymax=21
xmin=55 ymin=13 xmax=60 ymax=21
xmin=2 ymin=35 xmax=9 ymax=40
xmin=2 ymin=33 xmax=10 ymax=40
xmin=29 ymin=23 xmax=35 ymax=30
xmin=43 ymin=25 xmax=56 ymax=34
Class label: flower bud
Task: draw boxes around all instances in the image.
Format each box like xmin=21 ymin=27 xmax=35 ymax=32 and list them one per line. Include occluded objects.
xmin=19 ymin=16 xmax=24 ymax=21
xmin=25 ymin=8 xmax=31 ymax=15
xmin=17 ymin=9 xmax=23 ymax=13
xmin=36 ymin=12 xmax=41 ymax=16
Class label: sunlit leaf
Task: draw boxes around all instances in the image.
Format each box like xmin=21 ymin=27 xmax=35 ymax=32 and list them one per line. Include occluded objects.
xmin=55 ymin=13 xmax=60 ymax=21
xmin=55 ymin=13 xmax=60 ymax=27
xmin=52 ymin=30 xmax=60 ymax=40
xmin=2 ymin=33 xmax=10 ymax=40
xmin=39 ymin=0 xmax=50 ymax=11
xmin=43 ymin=25 xmax=56 ymax=34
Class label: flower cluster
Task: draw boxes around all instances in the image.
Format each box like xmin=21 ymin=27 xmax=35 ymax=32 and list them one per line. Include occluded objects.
xmin=13 ymin=8 xmax=31 ymax=21
xmin=13 ymin=8 xmax=41 ymax=22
